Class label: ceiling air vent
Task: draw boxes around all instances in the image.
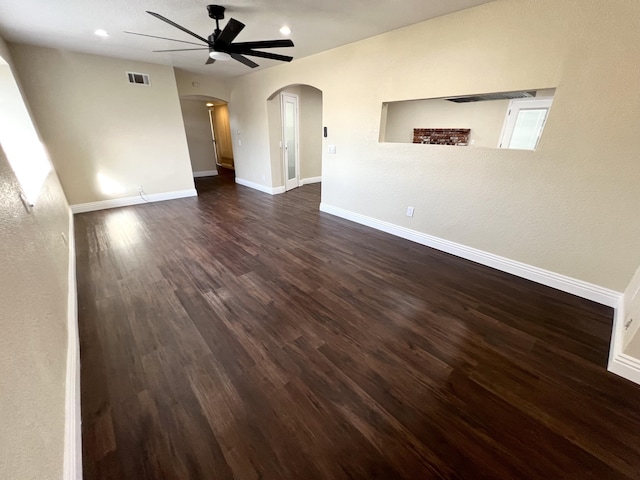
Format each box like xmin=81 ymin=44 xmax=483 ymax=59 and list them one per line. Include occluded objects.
xmin=126 ymin=72 xmax=150 ymax=86
xmin=445 ymin=90 xmax=535 ymax=103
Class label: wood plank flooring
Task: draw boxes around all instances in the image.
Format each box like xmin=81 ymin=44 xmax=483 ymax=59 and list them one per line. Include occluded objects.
xmin=76 ymin=172 xmax=640 ymax=479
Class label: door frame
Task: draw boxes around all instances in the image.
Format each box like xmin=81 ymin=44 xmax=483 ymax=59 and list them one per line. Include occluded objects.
xmin=281 ymin=92 xmax=300 ymax=191
xmin=498 ymin=97 xmax=553 ymax=150
xmin=207 ymin=108 xmax=220 ymax=166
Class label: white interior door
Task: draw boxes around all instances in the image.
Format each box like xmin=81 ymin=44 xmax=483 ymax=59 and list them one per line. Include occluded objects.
xmin=499 ymin=97 xmax=553 ymax=150
xmin=281 ymin=92 xmax=300 ymax=191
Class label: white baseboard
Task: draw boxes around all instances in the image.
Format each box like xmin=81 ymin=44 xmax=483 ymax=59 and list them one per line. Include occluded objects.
xmin=70 ymin=189 xmax=198 ymax=214
xmin=300 ymin=176 xmax=322 ymax=186
xmin=609 ymin=352 xmax=640 ymax=385
xmin=235 ymin=177 xmax=285 ymax=195
xmin=193 ymin=170 xmax=218 ymax=178
xmin=320 ymin=202 xmax=640 ymax=385
xmin=63 ymin=208 xmax=82 ymax=479
xmin=319 ymin=202 xmax=622 ymax=308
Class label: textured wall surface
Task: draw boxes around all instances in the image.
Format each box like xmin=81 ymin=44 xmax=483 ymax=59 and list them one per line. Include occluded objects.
xmin=298 ymin=85 xmax=323 ymax=180
xmin=174 ymin=68 xmax=230 ymax=101
xmin=0 ymin=35 xmax=70 ymax=480
xmin=180 ymin=98 xmax=217 ymax=174
xmin=228 ymin=0 xmax=640 ymax=292
xmin=10 ymin=45 xmax=195 ymax=205
xmin=385 ymin=97 xmax=510 ymax=147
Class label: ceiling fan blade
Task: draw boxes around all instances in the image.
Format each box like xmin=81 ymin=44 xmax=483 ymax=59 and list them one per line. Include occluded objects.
xmin=146 ymin=11 xmax=211 ymax=45
xmin=230 ymin=53 xmax=259 ymax=68
xmin=231 ymin=39 xmax=294 ymax=49
xmin=215 ymin=18 xmax=245 ymax=46
xmin=152 ymin=48 xmax=210 ymax=52
xmin=237 ymin=50 xmax=293 ymax=62
xmin=124 ymin=31 xmax=206 ymax=46
xmin=205 ymin=57 xmax=216 ymax=65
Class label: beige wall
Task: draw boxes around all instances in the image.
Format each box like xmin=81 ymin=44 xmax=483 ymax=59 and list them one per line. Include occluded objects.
xmin=174 ymin=68 xmax=231 ymax=101
xmin=0 ymin=34 xmax=70 ymax=480
xmin=266 ymin=85 xmax=323 ymax=187
xmin=10 ymin=45 xmax=195 ymax=205
xmin=228 ymin=0 xmax=640 ymax=292
xmin=299 ymin=85 xmax=323 ymax=180
xmin=384 ymin=97 xmax=510 ymax=147
xmin=180 ymin=98 xmax=217 ymax=174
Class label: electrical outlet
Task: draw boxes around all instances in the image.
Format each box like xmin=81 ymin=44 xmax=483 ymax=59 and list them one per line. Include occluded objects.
xmin=406 ymin=206 xmax=415 ymax=217
xmin=137 ymin=185 xmax=143 ymax=194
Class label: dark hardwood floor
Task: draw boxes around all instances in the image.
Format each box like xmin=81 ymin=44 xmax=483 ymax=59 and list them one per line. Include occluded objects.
xmin=76 ymin=173 xmax=640 ymax=479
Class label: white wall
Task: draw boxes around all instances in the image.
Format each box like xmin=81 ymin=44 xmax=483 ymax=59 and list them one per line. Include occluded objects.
xmin=180 ymin=98 xmax=217 ymax=175
xmin=10 ymin=45 xmax=195 ymax=205
xmin=228 ymin=0 xmax=640 ymax=293
xmin=0 ymin=34 xmax=71 ymax=480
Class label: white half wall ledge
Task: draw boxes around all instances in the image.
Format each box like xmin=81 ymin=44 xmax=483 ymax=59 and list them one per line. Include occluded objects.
xmin=235 ymin=177 xmax=285 ymax=195
xmin=300 ymin=176 xmax=322 ymax=186
xmin=63 ymin=208 xmax=82 ymax=480
xmin=318 ymin=202 xmax=622 ymax=308
xmin=193 ymin=170 xmax=218 ymax=178
xmin=70 ymin=189 xmax=198 ymax=214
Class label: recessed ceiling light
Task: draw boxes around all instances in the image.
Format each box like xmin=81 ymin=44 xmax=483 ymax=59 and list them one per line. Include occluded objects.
xmin=94 ymin=29 xmax=109 ymax=37
xmin=206 ymin=102 xmax=214 ymax=107
xmin=279 ymin=26 xmax=291 ymax=36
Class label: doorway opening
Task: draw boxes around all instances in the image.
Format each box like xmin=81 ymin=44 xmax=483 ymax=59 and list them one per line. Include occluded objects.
xmin=267 ymin=84 xmax=323 ymax=192
xmin=179 ymin=95 xmax=234 ymax=178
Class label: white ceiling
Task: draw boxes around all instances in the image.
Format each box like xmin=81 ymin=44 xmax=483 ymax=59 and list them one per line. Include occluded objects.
xmin=0 ymin=0 xmax=494 ymax=78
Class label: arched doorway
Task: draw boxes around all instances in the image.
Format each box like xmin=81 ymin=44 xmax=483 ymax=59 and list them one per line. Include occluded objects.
xmin=179 ymin=94 xmax=234 ymax=178
xmin=266 ymin=84 xmax=323 ymax=192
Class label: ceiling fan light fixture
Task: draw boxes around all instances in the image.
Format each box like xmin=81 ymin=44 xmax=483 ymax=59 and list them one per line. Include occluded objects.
xmin=94 ymin=29 xmax=110 ymax=37
xmin=279 ymin=26 xmax=291 ymax=35
xmin=209 ymin=50 xmax=231 ymax=61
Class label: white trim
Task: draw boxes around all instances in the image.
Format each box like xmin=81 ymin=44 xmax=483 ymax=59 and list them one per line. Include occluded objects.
xmin=608 ymin=300 xmax=640 ymax=385
xmin=63 ymin=208 xmax=82 ymax=480
xmin=609 ymin=351 xmax=640 ymax=385
xmin=193 ymin=170 xmax=218 ymax=178
xmin=319 ymin=202 xmax=622 ymax=307
xmin=70 ymin=189 xmax=198 ymax=214
xmin=624 ymin=295 xmax=640 ymax=351
xmin=235 ymin=177 xmax=285 ymax=195
xmin=300 ymin=176 xmax=322 ymax=186
xmin=498 ymin=97 xmax=553 ymax=150
xmin=281 ymin=92 xmax=301 ymax=192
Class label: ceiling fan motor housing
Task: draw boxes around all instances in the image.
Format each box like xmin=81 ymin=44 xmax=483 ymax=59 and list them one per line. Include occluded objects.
xmin=207 ymin=5 xmax=225 ymax=20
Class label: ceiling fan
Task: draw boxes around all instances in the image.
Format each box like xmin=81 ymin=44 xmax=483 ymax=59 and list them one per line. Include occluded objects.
xmin=125 ymin=4 xmax=294 ymax=68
